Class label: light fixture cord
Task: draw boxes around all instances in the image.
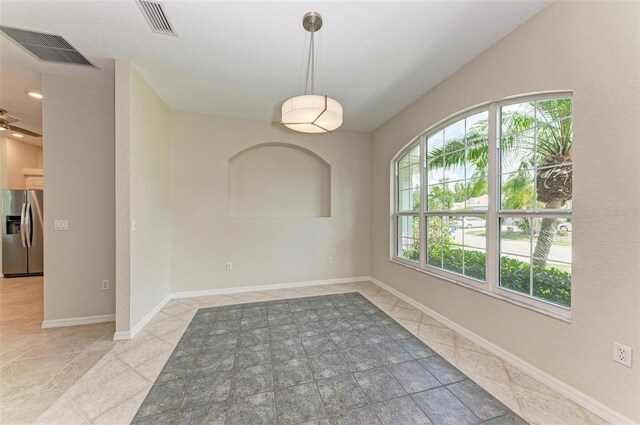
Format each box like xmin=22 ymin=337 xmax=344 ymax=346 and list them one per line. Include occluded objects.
xmin=305 ymin=22 xmax=315 ymax=95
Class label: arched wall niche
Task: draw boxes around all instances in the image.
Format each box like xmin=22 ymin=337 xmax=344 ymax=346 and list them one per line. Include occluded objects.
xmin=228 ymin=143 xmax=331 ymax=218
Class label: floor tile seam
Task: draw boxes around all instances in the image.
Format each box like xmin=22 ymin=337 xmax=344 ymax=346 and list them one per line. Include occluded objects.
xmin=89 ymin=386 xmax=150 ymax=425
xmin=273 ymin=380 xmax=327 ymax=425
xmin=116 ymin=335 xmax=175 ymax=363
xmin=0 ymin=388 xmax=39 ymax=418
xmin=70 ymin=396 xmax=97 ymax=424
xmin=368 ymin=391 xmax=430 ymax=424
xmin=167 ymin=290 xmax=514 ymax=423
xmin=442 ymin=380 xmax=497 ymax=423
xmin=17 ymin=332 xmax=106 ymax=360
xmin=5 ymin=347 xmax=90 ymax=398
xmin=409 ymin=390 xmax=444 ymax=425
xmin=5 ymin=336 xmax=57 ymax=362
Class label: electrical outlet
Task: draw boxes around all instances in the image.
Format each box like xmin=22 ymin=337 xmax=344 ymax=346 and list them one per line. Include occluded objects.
xmin=226 ymin=262 xmax=232 ymax=271
xmin=328 ymin=257 xmax=334 ymax=264
xmin=101 ymin=280 xmax=110 ymax=290
xmin=613 ymin=342 xmax=632 ymax=367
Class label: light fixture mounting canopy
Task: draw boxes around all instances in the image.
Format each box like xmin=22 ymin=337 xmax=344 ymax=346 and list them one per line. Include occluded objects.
xmin=302 ymin=12 xmax=323 ymax=32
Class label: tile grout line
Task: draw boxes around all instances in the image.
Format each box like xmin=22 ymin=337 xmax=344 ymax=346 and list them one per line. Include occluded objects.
xmin=132 ymin=290 xmax=523 ymax=424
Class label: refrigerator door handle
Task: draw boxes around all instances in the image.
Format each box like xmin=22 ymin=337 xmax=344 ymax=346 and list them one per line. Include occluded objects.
xmin=25 ymin=203 xmax=33 ymax=248
xmin=20 ymin=202 xmax=27 ymax=248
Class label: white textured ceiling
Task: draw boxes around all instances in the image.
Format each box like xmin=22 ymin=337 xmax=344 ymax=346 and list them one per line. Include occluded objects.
xmin=0 ymin=1 xmax=549 ymax=133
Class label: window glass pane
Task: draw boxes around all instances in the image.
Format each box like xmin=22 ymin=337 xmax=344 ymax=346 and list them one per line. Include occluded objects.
xmin=463 ymin=178 xmax=488 ymax=211
xmin=501 ymin=102 xmax=535 ymax=136
xmin=398 ymin=189 xmax=411 ymax=211
xmin=443 ymin=155 xmax=465 ymax=182
xmin=535 ymin=98 xmax=572 ymax=121
xmin=398 ymin=164 xmax=420 ymax=212
xmin=500 ymin=131 xmax=534 ymax=174
xmin=535 ymin=164 xmax=572 ymax=210
xmin=463 ymin=218 xmax=486 ymax=250
xmin=408 ymin=145 xmax=421 ymax=165
xmin=500 ymin=217 xmax=532 ymax=257
xmin=500 ymin=98 xmax=573 ymax=215
xmin=444 ymin=119 xmax=465 ymax=152
xmin=466 ymin=111 xmax=489 ymax=138
xmin=443 ymin=244 xmax=463 ymax=275
xmin=427 ymin=184 xmax=449 ymax=211
xmin=426 ymin=216 xmax=443 ymax=268
xmin=397 ymin=215 xmax=419 ymax=262
xmin=425 ymin=215 xmax=486 ymax=282
xmin=500 ymin=170 xmax=534 ymax=210
xmin=427 ymin=160 xmax=444 ymax=185
xmin=534 ymin=116 xmax=572 ymax=168
xmin=450 ymin=181 xmax=467 ymax=211
xmin=532 ymin=218 xmax=572 ymax=264
xmin=427 ymin=130 xmax=444 ymax=155
xmin=500 ymin=254 xmax=531 ymax=296
xmin=465 ymin=248 xmax=486 ymax=281
xmin=533 ymin=260 xmax=571 ymax=307
xmin=443 ymin=215 xmax=463 ymax=275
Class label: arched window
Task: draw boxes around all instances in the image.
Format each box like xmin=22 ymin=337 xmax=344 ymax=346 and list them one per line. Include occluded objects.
xmin=392 ymin=93 xmax=572 ymax=317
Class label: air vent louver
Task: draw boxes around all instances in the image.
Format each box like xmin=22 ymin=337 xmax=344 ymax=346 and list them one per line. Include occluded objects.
xmin=0 ymin=26 xmax=94 ymax=67
xmin=136 ymin=0 xmax=177 ymax=36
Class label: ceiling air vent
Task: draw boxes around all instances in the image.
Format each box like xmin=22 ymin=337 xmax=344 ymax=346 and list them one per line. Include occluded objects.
xmin=0 ymin=26 xmax=95 ymax=67
xmin=136 ymin=0 xmax=177 ymax=36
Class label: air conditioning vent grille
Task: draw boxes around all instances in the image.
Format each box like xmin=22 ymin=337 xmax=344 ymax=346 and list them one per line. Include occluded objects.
xmin=136 ymin=0 xmax=177 ymax=36
xmin=0 ymin=26 xmax=94 ymax=66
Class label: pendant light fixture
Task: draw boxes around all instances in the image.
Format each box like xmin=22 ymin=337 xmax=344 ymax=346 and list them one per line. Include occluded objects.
xmin=281 ymin=12 xmax=343 ymax=134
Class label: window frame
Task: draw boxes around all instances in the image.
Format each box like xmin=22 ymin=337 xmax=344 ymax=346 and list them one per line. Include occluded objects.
xmin=391 ymin=92 xmax=572 ymax=321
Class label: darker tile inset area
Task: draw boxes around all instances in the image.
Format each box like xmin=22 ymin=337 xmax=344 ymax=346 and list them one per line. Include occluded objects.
xmin=132 ymin=292 xmax=527 ymax=424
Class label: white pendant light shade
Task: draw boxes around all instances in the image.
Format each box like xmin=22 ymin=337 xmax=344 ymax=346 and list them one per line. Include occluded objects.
xmin=281 ymin=94 xmax=343 ymax=133
xmin=281 ymin=12 xmax=343 ymax=134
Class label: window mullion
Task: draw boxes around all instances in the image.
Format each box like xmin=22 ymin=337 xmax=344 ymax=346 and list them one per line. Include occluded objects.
xmin=486 ymin=102 xmax=499 ymax=294
xmin=419 ymin=137 xmax=426 ymax=267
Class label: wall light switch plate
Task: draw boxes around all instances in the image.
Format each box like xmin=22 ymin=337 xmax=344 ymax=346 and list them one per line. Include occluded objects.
xmin=101 ymin=280 xmax=110 ymax=290
xmin=132 ymin=220 xmax=138 ymax=232
xmin=54 ymin=219 xmax=68 ymax=231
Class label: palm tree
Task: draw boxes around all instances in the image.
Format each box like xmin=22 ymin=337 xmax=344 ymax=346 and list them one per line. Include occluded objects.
xmin=429 ymin=99 xmax=572 ymax=267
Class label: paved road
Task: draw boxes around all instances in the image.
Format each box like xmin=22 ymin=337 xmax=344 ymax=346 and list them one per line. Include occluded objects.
xmin=449 ymin=226 xmax=571 ymax=264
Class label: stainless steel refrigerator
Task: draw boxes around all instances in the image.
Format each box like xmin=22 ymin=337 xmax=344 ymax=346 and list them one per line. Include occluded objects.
xmin=2 ymin=190 xmax=44 ymax=277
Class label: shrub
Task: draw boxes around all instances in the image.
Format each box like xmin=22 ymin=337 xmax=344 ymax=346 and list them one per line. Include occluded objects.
xmin=402 ymin=245 xmax=570 ymax=306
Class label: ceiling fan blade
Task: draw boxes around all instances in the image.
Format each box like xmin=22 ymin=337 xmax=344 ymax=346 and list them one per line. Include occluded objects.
xmin=7 ymin=125 xmax=42 ymax=138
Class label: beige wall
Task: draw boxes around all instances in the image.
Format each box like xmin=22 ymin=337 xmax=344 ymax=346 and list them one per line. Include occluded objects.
xmin=370 ymin=1 xmax=640 ymax=421
xmin=115 ymin=61 xmax=171 ymax=333
xmin=0 ymin=137 xmax=42 ymax=190
xmin=170 ymin=112 xmax=370 ymax=293
xmin=228 ymin=144 xmax=331 ymax=218
xmin=129 ymin=65 xmax=171 ymax=327
xmin=42 ymin=73 xmax=115 ymax=320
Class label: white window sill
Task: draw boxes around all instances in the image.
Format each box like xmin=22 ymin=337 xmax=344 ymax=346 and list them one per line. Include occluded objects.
xmin=389 ymin=257 xmax=571 ymax=323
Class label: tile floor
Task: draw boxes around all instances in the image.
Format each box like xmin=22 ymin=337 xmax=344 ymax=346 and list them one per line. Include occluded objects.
xmin=0 ymin=277 xmax=116 ymax=425
xmin=132 ymin=292 xmax=525 ymax=424
xmin=3 ymin=280 xmax=609 ymax=425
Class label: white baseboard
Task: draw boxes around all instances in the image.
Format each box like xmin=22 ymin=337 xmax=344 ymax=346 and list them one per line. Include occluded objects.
xmin=113 ymin=293 xmax=172 ymax=341
xmin=112 ymin=330 xmax=131 ymax=340
xmin=368 ymin=276 xmax=637 ymax=425
xmin=41 ymin=314 xmax=115 ymax=329
xmin=171 ymin=276 xmax=370 ymax=299
xmin=113 ymin=276 xmax=369 ymax=340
